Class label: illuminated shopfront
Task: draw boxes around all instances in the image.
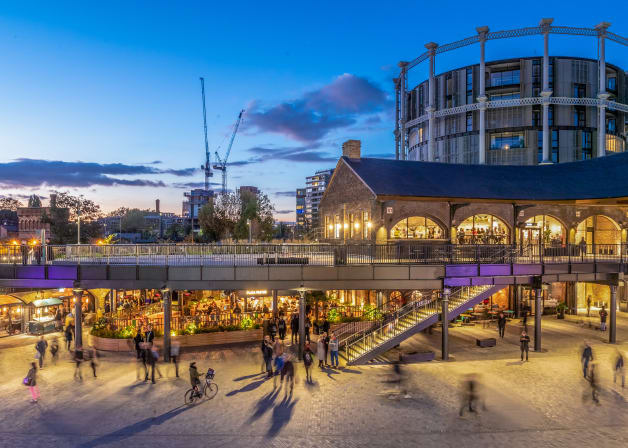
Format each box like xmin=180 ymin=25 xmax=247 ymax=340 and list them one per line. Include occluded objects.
xmin=455 ymin=214 xmax=509 ymax=244
xmin=520 ymin=215 xmax=566 ymax=246
xmin=575 ymin=215 xmax=622 ymax=248
xmin=390 ymin=216 xmax=444 ymax=239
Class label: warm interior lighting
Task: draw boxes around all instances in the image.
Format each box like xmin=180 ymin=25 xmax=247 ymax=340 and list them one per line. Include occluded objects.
xmin=328 ymin=225 xmax=333 ymax=230
xmin=367 ymin=222 xmax=372 ymax=228
xmin=343 ymin=223 xmax=348 ymax=229
xmin=354 ymin=222 xmax=360 ymax=229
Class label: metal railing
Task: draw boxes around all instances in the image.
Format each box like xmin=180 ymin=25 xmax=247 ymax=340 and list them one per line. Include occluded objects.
xmin=0 ymin=242 xmax=626 ymax=266
xmin=345 ymin=297 xmax=439 ymax=363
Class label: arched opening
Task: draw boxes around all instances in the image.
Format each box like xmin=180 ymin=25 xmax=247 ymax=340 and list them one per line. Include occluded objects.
xmin=575 ymin=215 xmax=621 ymax=252
xmin=520 ymin=215 xmax=566 ymax=246
xmin=455 ymin=214 xmax=509 ymax=244
xmin=389 ymin=216 xmax=445 ymax=240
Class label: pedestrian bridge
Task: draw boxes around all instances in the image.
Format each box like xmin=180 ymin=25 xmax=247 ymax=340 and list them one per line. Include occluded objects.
xmin=0 ymin=243 xmax=624 ymax=290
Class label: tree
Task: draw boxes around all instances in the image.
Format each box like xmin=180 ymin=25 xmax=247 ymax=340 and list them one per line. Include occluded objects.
xmin=164 ymin=223 xmax=185 ymax=242
xmin=0 ymin=197 xmax=23 ymax=211
xmin=198 ymin=195 xmax=238 ymax=242
xmin=232 ymin=191 xmax=275 ymax=242
xmin=51 ymin=191 xmax=101 ymax=221
xmin=28 ymin=195 xmax=42 ymax=208
xmin=43 ymin=192 xmax=103 ymax=244
xmin=121 ymin=209 xmax=147 ymax=233
xmin=108 ymin=207 xmax=130 ymax=217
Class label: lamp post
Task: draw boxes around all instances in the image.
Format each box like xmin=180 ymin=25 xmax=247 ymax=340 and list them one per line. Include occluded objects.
xmin=162 ymin=287 xmax=171 ymax=361
xmin=294 ymin=286 xmax=313 ymax=360
xmin=73 ymin=286 xmax=84 ymax=350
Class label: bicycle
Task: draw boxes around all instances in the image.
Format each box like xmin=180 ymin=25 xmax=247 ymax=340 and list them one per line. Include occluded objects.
xmin=184 ymin=368 xmax=218 ymax=405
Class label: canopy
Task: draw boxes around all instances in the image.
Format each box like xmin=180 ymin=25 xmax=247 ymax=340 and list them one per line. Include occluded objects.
xmin=32 ymin=298 xmax=63 ymax=308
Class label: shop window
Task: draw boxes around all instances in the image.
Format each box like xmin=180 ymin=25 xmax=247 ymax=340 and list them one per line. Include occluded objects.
xmin=334 ymin=215 xmax=340 ymax=239
xmin=349 ymin=214 xmax=355 ymax=238
xmin=575 ymin=215 xmax=621 ymax=248
xmin=456 ymin=214 xmax=509 ymax=244
xmin=490 ymin=132 xmax=524 ymax=150
xmin=521 ymin=215 xmax=565 ymax=246
xmin=325 ymin=216 xmax=331 ymax=238
xmin=606 ymin=135 xmax=625 ymax=153
xmin=390 ymin=216 xmax=443 ymax=239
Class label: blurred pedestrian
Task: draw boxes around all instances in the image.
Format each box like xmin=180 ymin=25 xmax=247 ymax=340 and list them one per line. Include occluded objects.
xmin=290 ymin=313 xmax=299 ymax=344
xmin=614 ymin=351 xmax=625 ymax=388
xmin=136 ymin=343 xmax=148 ymax=381
xmin=88 ymin=346 xmax=99 ymax=378
xmin=497 ymin=311 xmax=506 ymax=339
xmin=133 ymin=328 xmax=144 ymax=359
xmin=586 ymin=295 xmax=592 ymax=317
xmin=262 ymin=336 xmax=273 ymax=378
xmin=582 ymin=341 xmax=594 ymax=379
xmin=280 ymin=353 xmax=295 ymax=395
xmin=170 ymin=339 xmax=180 ymax=378
xmin=599 ymin=306 xmax=608 ymax=332
xmin=25 ymin=362 xmax=39 ymax=403
xmin=303 ymin=342 xmax=314 ymax=383
xmin=35 ymin=336 xmax=47 ymax=369
xmin=269 ymin=318 xmax=277 ymax=342
xmin=277 ymin=316 xmax=287 ymax=340
xmin=587 ymin=363 xmax=600 ymax=405
xmin=65 ymin=324 xmax=73 ymax=351
xmin=519 ymin=331 xmax=530 ymax=362
xmin=145 ymin=325 xmax=155 ymax=348
xmin=317 ymin=334 xmax=326 ymax=368
xmin=390 ymin=356 xmax=410 ymax=399
xmin=50 ymin=337 xmax=59 ymax=365
xmin=146 ymin=346 xmax=162 ymax=383
xmin=459 ymin=374 xmax=479 ymax=416
xmin=304 ymin=317 xmax=311 ymax=343
xmin=74 ymin=346 xmax=84 ymax=382
xmin=329 ymin=332 xmax=339 ymax=368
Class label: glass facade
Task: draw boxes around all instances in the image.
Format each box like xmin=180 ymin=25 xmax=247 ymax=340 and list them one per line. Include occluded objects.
xmin=390 ymin=216 xmax=444 ymax=239
xmin=489 ymin=69 xmax=520 ymax=87
xmin=520 ymin=215 xmax=565 ymax=246
xmin=490 ymin=132 xmax=524 ymax=150
xmin=456 ymin=215 xmax=509 ymax=244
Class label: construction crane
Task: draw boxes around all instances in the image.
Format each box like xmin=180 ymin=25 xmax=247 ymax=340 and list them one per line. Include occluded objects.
xmin=199 ymin=77 xmax=212 ymax=191
xmin=214 ymin=109 xmax=244 ymax=195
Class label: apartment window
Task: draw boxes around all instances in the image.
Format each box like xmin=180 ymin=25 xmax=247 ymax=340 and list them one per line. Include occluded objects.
xmin=607 ymin=117 xmax=616 ymax=133
xmin=466 ymin=68 xmax=473 ymax=104
xmin=435 ymin=78 xmax=440 ymax=110
xmin=573 ymin=83 xmax=586 ymax=98
xmin=573 ymin=106 xmax=586 ymax=127
xmin=537 ymin=131 xmax=544 ymax=163
xmin=548 ymin=105 xmax=554 ymax=126
xmin=466 ymin=112 xmax=473 ymax=132
xmin=445 ymin=73 xmax=454 ymax=108
xmin=532 ymin=107 xmax=541 ymax=127
xmin=551 ymin=130 xmax=559 ymax=163
xmin=490 ymin=132 xmax=524 ymax=150
xmin=489 ymin=69 xmax=520 ymax=87
xmin=582 ymin=131 xmax=592 ymax=160
xmin=608 ymin=77 xmax=616 ymax=91
xmin=490 ymin=92 xmax=520 ymax=101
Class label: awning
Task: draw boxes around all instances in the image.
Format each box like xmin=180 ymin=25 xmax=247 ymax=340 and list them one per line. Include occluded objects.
xmin=32 ymin=298 xmax=63 ymax=308
xmin=0 ymin=295 xmax=22 ymax=306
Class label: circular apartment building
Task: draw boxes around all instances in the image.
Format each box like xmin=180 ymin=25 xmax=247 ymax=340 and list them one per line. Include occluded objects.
xmin=394 ymin=19 xmax=628 ymax=165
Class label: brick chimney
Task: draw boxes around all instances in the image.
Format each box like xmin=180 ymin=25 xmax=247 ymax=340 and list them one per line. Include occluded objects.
xmin=342 ymin=140 xmax=361 ymax=159
xmin=155 ymin=199 xmax=160 ymax=213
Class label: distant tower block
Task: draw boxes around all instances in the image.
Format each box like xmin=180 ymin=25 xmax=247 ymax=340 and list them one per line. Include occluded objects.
xmin=156 ymin=199 xmax=160 ymax=213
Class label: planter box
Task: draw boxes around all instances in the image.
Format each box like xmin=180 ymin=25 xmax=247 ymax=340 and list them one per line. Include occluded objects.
xmin=90 ymin=328 xmax=264 ymax=352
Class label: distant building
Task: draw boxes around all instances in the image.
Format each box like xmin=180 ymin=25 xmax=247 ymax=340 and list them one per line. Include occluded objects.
xmin=16 ymin=194 xmax=65 ymax=241
xmin=98 ymin=216 xmax=122 ymax=236
xmin=183 ymin=189 xmax=214 ymax=233
xmin=239 ymin=186 xmax=260 ymax=196
xmin=304 ymin=168 xmax=334 ymax=231
xmin=296 ymin=188 xmax=306 ymax=230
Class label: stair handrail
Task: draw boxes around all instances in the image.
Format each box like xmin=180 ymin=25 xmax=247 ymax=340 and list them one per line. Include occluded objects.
xmin=335 ymin=297 xmax=407 ymax=347
xmin=345 ymin=297 xmax=438 ymax=363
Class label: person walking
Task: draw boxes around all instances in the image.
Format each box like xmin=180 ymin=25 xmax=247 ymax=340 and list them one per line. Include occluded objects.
xmin=74 ymin=346 xmax=84 ymax=382
xmin=588 ymin=363 xmax=600 ymax=405
xmin=273 ymin=339 xmax=284 ymax=379
xmin=329 ymin=332 xmax=339 ymax=368
xmin=50 ymin=338 xmax=59 ymax=365
xmin=25 ymin=362 xmax=39 ymax=403
xmin=134 ymin=329 xmax=144 ymax=359
xmin=317 ymin=334 xmax=326 ymax=368
xmin=497 ymin=311 xmax=507 ymax=339
xmin=269 ymin=318 xmax=277 ymax=342
xmin=290 ymin=313 xmax=299 ymax=345
xmin=586 ymin=295 xmax=592 ymax=317
xmin=262 ymin=336 xmax=274 ymax=378
xmin=88 ymin=346 xmax=99 ymax=378
xmin=35 ymin=336 xmax=47 ymax=369
xmin=170 ymin=339 xmax=180 ymax=378
xmin=303 ymin=342 xmax=314 ymax=383
xmin=599 ymin=306 xmax=608 ymax=332
xmin=277 ymin=316 xmax=287 ymax=341
xmin=145 ymin=325 xmax=155 ymax=348
xmin=519 ymin=331 xmax=530 ymax=362
xmin=582 ymin=341 xmax=594 ymax=379
xmin=614 ymin=351 xmax=625 ymax=388
xmin=280 ymin=353 xmax=295 ymax=395
xmin=321 ymin=317 xmax=330 ymax=337
xmin=304 ymin=316 xmax=311 ymax=343
xmin=137 ymin=343 xmax=148 ymax=381
xmin=146 ymin=346 xmax=161 ymax=383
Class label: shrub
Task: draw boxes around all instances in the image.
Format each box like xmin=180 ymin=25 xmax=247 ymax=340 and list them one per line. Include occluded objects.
xmin=240 ymin=317 xmax=253 ymax=330
xmin=327 ymin=308 xmax=340 ymax=323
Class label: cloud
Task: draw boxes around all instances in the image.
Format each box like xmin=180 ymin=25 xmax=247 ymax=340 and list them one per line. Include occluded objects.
xmin=173 ymin=181 xmax=223 ymax=189
xmin=230 ymin=143 xmax=337 ymax=166
xmin=244 ymin=74 xmax=390 ymax=143
xmin=274 ymin=209 xmax=293 ymax=214
xmin=0 ymin=159 xmax=196 ymax=188
xmin=274 ymin=191 xmax=296 ymax=197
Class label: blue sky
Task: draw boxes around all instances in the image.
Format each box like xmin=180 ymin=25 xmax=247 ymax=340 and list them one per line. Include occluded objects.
xmin=0 ymin=1 xmax=626 ymax=219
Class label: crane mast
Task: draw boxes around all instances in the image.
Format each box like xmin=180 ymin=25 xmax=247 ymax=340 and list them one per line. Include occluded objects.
xmin=200 ymin=77 xmax=212 ymax=191
xmin=214 ymin=109 xmax=244 ymax=194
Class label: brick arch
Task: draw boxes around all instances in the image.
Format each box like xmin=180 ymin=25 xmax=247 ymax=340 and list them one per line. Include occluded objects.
xmin=386 ymin=213 xmax=448 ymax=238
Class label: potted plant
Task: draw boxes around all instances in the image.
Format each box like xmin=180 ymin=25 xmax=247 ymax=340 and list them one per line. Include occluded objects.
xmin=556 ymin=302 xmax=567 ymax=319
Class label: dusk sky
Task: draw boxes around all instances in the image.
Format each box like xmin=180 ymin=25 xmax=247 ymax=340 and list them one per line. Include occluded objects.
xmin=1 ymin=1 xmax=626 ymax=220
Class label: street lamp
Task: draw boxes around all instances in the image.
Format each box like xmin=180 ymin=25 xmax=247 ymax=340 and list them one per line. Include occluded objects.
xmin=294 ymin=285 xmax=314 ymax=360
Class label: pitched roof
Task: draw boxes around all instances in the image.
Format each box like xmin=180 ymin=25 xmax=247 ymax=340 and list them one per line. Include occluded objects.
xmin=341 ymin=152 xmax=628 ymax=202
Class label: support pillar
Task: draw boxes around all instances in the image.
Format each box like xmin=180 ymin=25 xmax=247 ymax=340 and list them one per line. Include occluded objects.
xmin=298 ymin=290 xmax=306 ymax=360
xmin=376 ymin=291 xmax=383 ymax=308
xmin=110 ymin=289 xmax=115 ymax=313
xmin=425 ymin=42 xmax=437 ymax=162
xmin=610 ymin=285 xmax=617 ymax=344
xmin=540 ymin=18 xmax=553 ymax=164
xmin=595 ymin=22 xmax=611 ymax=157
xmin=163 ymin=288 xmax=171 ymax=361
xmin=398 ymin=62 xmax=408 ymax=160
xmin=534 ymin=288 xmax=542 ymax=351
xmin=74 ymin=288 xmax=83 ymax=350
xmin=477 ymin=26 xmax=488 ymax=164
xmin=272 ymin=290 xmax=278 ymax=317
xmin=441 ymin=288 xmax=450 ymax=360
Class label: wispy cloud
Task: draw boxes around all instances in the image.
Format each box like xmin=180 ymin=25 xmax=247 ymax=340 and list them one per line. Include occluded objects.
xmin=274 ymin=191 xmax=296 ymax=197
xmin=244 ymin=74 xmax=390 ymax=143
xmin=230 ymin=143 xmax=337 ymax=166
xmin=275 ymin=209 xmax=293 ymax=214
xmin=0 ymin=159 xmax=196 ymax=188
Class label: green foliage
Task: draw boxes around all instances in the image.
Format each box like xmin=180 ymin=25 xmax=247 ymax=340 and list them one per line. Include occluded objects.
xmin=28 ymin=195 xmax=42 ymax=208
xmin=338 ymin=316 xmax=362 ymax=323
xmin=164 ymin=223 xmax=185 ymax=242
xmin=327 ymin=308 xmax=340 ymax=323
xmin=91 ymin=324 xmax=136 ymax=339
xmin=240 ymin=316 xmax=253 ymax=330
xmin=363 ymin=304 xmax=382 ymax=321
xmin=0 ymin=197 xmax=23 ymax=211
xmin=43 ymin=191 xmax=104 ymax=243
xmin=121 ymin=209 xmax=148 ymax=233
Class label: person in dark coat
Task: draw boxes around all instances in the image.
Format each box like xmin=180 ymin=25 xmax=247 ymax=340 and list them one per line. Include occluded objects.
xmin=497 ymin=312 xmax=507 ymax=339
xmin=582 ymin=341 xmax=594 ymax=378
xmin=277 ymin=316 xmax=287 ymax=340
xmin=35 ymin=336 xmax=47 ymax=369
xmin=304 ymin=317 xmax=311 ymax=343
xmin=65 ymin=326 xmax=73 ymax=351
xmin=261 ymin=336 xmax=274 ymax=378
xmin=290 ymin=314 xmax=299 ymax=344
xmin=321 ymin=317 xmax=330 ymax=336
xmin=144 ymin=325 xmax=155 ymax=348
xmin=133 ymin=329 xmax=144 ymax=359
xmin=519 ymin=331 xmax=530 ymax=361
xmin=303 ymin=342 xmax=314 ymax=383
xmin=269 ymin=319 xmax=277 ymax=342
xmin=26 ymin=362 xmax=39 ymax=403
xmin=599 ymin=306 xmax=608 ymax=332
xmin=614 ymin=350 xmax=625 ymax=388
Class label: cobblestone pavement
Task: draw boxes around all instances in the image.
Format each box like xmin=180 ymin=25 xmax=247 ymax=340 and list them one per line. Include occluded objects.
xmin=2 ymin=315 xmax=628 ymax=447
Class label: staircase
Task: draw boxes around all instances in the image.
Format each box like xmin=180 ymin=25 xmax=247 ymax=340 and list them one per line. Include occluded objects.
xmin=344 ymin=285 xmax=503 ymax=365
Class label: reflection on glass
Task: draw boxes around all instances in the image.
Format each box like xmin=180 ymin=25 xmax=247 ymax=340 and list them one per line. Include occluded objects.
xmin=390 ymin=217 xmax=443 ymax=239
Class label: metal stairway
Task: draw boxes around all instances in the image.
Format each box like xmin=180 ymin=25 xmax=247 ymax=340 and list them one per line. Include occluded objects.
xmin=344 ymin=285 xmax=503 ymax=365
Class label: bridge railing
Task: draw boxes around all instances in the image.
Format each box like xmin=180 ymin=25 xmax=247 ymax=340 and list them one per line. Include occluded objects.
xmin=0 ymin=243 xmax=626 ymax=266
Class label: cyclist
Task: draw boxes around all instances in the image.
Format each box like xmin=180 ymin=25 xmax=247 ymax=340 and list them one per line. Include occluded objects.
xmin=189 ymin=362 xmax=201 ymax=397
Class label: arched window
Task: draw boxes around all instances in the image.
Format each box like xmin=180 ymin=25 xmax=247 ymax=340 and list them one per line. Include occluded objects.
xmin=521 ymin=215 xmax=565 ymax=246
xmin=456 ymin=214 xmax=509 ymax=244
xmin=390 ymin=216 xmax=444 ymax=239
xmin=575 ymin=215 xmax=621 ymax=246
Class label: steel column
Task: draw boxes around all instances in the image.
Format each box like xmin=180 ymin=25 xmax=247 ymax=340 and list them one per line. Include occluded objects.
xmin=477 ymin=26 xmax=488 ymax=164
xmin=398 ymin=62 xmax=408 ymax=160
xmin=596 ymin=22 xmax=610 ymax=157
xmin=441 ymin=288 xmax=450 ymax=360
xmin=163 ymin=289 xmax=171 ymax=361
xmin=298 ymin=290 xmax=306 ymax=360
xmin=610 ymin=285 xmax=617 ymax=343
xmin=394 ymin=78 xmax=400 ymax=160
xmin=425 ymin=42 xmax=437 ymax=161
xmin=272 ymin=290 xmax=278 ymax=316
xmin=540 ymin=18 xmax=553 ymax=164
xmin=74 ymin=288 xmax=83 ymax=349
xmin=534 ymin=288 xmax=542 ymax=351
